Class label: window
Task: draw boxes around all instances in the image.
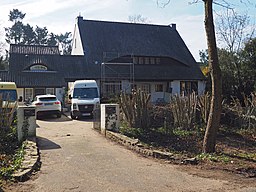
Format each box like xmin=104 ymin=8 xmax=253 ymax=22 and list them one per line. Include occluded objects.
xmin=180 ymin=81 xmax=198 ymax=95
xmin=141 ymin=84 xmax=150 ymax=94
xmin=73 ymin=88 xmax=98 ymax=99
xmin=30 ymin=65 xmax=47 ymax=71
xmin=46 ymin=88 xmax=54 ymax=95
xmin=144 ymin=57 xmax=150 ymax=64
xmin=156 ymin=58 xmax=161 ymax=64
xmin=25 ymin=88 xmax=33 ymax=100
xmin=103 ymin=81 xmax=121 ymax=97
xmin=134 ymin=57 xmax=160 ymax=65
xmin=191 ymin=82 xmax=198 ymax=93
xmin=0 ymin=90 xmax=17 ymax=101
xmin=35 ymin=88 xmax=45 ymax=96
xmin=139 ymin=57 xmax=144 ymax=64
xmin=155 ymin=84 xmax=163 ymax=92
xmin=136 ymin=83 xmax=150 ymax=94
xmin=133 ymin=57 xmax=138 ymax=64
xmin=150 ymin=58 xmax=155 ymax=64
xmin=39 ymin=96 xmax=57 ymax=102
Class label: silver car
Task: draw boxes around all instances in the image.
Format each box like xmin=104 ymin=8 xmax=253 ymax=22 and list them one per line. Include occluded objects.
xmin=32 ymin=95 xmax=62 ymax=119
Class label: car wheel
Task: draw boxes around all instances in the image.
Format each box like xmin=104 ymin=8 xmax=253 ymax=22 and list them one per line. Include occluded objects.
xmin=70 ymin=112 xmax=76 ymax=119
xmin=56 ymin=113 xmax=61 ymax=118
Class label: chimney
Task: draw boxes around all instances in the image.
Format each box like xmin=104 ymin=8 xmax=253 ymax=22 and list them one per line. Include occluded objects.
xmin=170 ymin=23 xmax=176 ymax=30
xmin=77 ymin=15 xmax=83 ymax=24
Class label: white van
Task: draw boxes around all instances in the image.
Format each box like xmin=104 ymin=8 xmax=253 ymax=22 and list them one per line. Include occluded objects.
xmin=69 ymin=80 xmax=100 ymax=119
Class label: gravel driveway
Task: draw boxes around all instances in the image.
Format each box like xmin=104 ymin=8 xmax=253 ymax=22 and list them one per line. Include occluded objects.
xmin=6 ymin=115 xmax=256 ymax=192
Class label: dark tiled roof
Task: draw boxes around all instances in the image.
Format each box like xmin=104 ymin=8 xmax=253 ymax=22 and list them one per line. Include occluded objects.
xmin=10 ymin=44 xmax=60 ymax=55
xmin=1 ymin=18 xmax=205 ymax=88
xmin=1 ymin=52 xmax=86 ymax=87
xmin=12 ymin=72 xmax=65 ymax=87
xmin=77 ymin=19 xmax=205 ymax=80
xmin=0 ymin=71 xmax=13 ymax=82
xmin=102 ymin=62 xmax=203 ymax=81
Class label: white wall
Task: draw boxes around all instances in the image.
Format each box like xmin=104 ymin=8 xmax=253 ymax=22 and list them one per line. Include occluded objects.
xmin=150 ymin=82 xmax=168 ymax=102
xmin=56 ymin=88 xmax=65 ymax=103
xmin=198 ymin=81 xmax=206 ymax=95
xmin=151 ymin=92 xmax=171 ymax=103
xmin=135 ymin=81 xmax=173 ymax=103
xmin=170 ymin=80 xmax=180 ymax=95
xmin=71 ymin=23 xmax=84 ymax=56
xmin=121 ymin=80 xmax=131 ymax=94
xmin=170 ymin=80 xmax=206 ymax=96
xmin=17 ymin=88 xmax=24 ymax=100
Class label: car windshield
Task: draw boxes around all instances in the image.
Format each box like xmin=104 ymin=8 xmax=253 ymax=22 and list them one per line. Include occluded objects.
xmin=73 ymin=88 xmax=98 ymax=99
xmin=39 ymin=97 xmax=57 ymax=102
xmin=0 ymin=90 xmax=17 ymax=101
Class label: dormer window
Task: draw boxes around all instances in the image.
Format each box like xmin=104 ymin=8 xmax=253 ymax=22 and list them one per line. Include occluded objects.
xmin=133 ymin=56 xmax=161 ymax=64
xmin=24 ymin=63 xmax=55 ymax=73
xmin=30 ymin=64 xmax=47 ymax=71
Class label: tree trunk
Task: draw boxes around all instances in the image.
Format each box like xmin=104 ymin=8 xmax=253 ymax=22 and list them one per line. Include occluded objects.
xmin=202 ymin=0 xmax=222 ymax=153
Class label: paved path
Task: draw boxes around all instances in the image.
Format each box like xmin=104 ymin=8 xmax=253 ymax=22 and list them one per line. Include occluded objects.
xmin=7 ymin=116 xmax=256 ymax=192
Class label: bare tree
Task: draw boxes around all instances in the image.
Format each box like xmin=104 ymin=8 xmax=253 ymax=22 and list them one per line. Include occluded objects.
xmin=0 ymin=23 xmax=5 ymax=54
xmin=0 ymin=41 xmax=5 ymax=55
xmin=216 ymin=9 xmax=253 ymax=53
xmin=157 ymin=0 xmax=171 ymax=8
xmin=216 ymin=10 xmax=254 ymax=99
xmin=157 ymin=0 xmax=222 ymax=152
xmin=158 ymin=0 xmax=254 ymax=152
xmin=202 ymin=0 xmax=222 ymax=153
xmin=128 ymin=14 xmax=150 ymax=24
xmin=0 ymin=40 xmax=7 ymax=70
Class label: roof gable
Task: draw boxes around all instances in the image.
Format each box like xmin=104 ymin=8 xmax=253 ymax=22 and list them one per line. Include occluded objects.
xmin=78 ymin=19 xmax=196 ymax=66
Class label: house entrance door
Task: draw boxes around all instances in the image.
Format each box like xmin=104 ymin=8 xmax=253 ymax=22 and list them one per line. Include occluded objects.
xmin=35 ymin=88 xmax=45 ymax=96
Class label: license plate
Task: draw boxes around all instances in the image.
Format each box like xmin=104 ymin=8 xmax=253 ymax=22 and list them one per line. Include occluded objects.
xmin=82 ymin=113 xmax=91 ymax=116
xmin=45 ymin=103 xmax=53 ymax=106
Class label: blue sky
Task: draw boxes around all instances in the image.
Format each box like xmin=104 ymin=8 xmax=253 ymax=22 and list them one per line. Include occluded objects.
xmin=0 ymin=0 xmax=255 ymax=61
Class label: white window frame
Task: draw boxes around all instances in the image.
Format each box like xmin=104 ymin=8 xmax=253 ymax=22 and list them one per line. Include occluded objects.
xmin=46 ymin=88 xmax=55 ymax=95
xmin=137 ymin=83 xmax=151 ymax=94
xmin=155 ymin=84 xmax=163 ymax=92
xmin=180 ymin=81 xmax=198 ymax=95
xmin=25 ymin=88 xmax=33 ymax=100
xmin=30 ymin=64 xmax=47 ymax=71
xmin=104 ymin=81 xmax=121 ymax=97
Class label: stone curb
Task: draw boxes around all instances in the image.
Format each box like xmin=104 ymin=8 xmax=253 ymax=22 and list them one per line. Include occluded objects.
xmin=12 ymin=137 xmax=40 ymax=181
xmin=105 ymin=130 xmax=197 ymax=164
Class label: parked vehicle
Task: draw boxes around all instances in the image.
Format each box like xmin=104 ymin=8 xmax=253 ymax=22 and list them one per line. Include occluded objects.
xmin=0 ymin=82 xmax=18 ymax=107
xmin=32 ymin=94 xmax=62 ymax=119
xmin=0 ymin=82 xmax=18 ymax=126
xmin=69 ymin=80 xmax=100 ymax=119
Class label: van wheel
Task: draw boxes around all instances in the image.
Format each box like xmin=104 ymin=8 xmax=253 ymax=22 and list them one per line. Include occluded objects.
xmin=70 ymin=112 xmax=76 ymax=119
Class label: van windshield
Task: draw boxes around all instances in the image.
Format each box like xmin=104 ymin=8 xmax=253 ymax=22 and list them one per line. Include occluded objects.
xmin=73 ymin=88 xmax=98 ymax=99
xmin=0 ymin=90 xmax=17 ymax=101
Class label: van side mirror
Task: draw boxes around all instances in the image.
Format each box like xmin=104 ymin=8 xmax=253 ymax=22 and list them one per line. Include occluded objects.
xmin=69 ymin=95 xmax=72 ymax=99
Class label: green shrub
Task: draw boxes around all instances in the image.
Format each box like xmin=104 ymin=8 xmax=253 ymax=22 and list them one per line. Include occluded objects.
xmin=0 ymin=141 xmax=25 ymax=180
